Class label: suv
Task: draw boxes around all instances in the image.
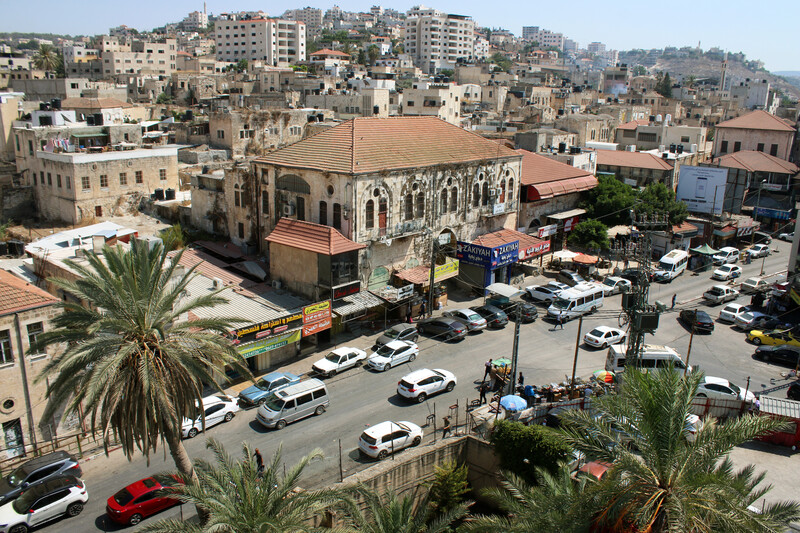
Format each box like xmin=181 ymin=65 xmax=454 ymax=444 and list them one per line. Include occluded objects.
xmin=488 ymin=300 xmax=538 ymax=323
xmin=358 ymin=421 xmax=423 ymax=460
xmin=0 ymin=452 xmax=81 ymax=505
xmin=237 ymin=371 xmax=302 ymax=408
xmin=558 ymin=269 xmax=585 ymax=287
xmin=376 ymin=323 xmax=419 ymax=346
xmin=470 ymin=304 xmax=509 ymax=328
xmin=0 ymin=475 xmax=87 ymax=532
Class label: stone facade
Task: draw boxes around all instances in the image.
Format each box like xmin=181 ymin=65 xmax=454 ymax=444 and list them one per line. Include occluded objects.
xmin=401 ymin=84 xmax=461 ymax=125
xmin=304 ymin=88 xmax=390 ymax=119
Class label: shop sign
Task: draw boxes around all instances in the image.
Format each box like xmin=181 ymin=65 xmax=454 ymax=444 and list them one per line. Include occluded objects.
xmin=238 ymin=329 xmax=302 ymax=358
xmin=303 ymin=317 xmax=332 ymax=337
xmin=303 ymin=300 xmax=331 ymax=324
xmin=332 ymin=280 xmax=361 ymax=301
xmin=564 ymin=216 xmax=580 ymax=232
xmin=492 ymin=203 xmax=506 ymax=215
xmin=755 ymin=207 xmax=792 ymax=220
xmin=736 ymin=225 xmax=754 ymax=237
xmin=537 ymin=224 xmax=558 ymax=238
xmin=433 ymin=259 xmax=459 ymax=281
xmin=456 ymin=241 xmax=518 ymax=268
xmin=232 ymin=312 xmax=302 ymax=344
xmin=519 ymin=240 xmax=551 ymax=260
xmin=397 ymin=284 xmax=414 ymax=299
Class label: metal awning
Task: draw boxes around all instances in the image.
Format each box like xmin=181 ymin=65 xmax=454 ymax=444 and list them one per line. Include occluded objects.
xmin=485 ymin=283 xmax=524 ymax=299
xmin=332 ymin=290 xmax=383 ymax=319
xmin=547 ymin=208 xmax=586 ymax=220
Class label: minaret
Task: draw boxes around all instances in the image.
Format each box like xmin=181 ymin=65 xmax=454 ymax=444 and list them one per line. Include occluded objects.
xmin=720 ymin=51 xmax=728 ymax=92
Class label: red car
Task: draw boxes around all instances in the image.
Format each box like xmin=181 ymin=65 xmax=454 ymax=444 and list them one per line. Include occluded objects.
xmin=106 ymin=474 xmax=182 ymax=526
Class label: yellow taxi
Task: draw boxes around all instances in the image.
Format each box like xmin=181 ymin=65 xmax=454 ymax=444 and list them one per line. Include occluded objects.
xmin=747 ymin=329 xmax=800 ymax=347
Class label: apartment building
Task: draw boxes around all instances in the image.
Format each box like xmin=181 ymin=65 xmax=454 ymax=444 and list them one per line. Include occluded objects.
xmin=101 ymin=39 xmax=178 ymax=77
xmin=215 ymin=13 xmax=306 ymax=66
xmin=402 ymin=82 xmax=460 ymax=125
xmin=713 ymin=110 xmax=796 ymax=160
xmin=183 ymin=10 xmax=209 ymax=31
xmin=282 ymin=7 xmax=323 ymax=35
xmin=521 ymin=26 xmax=564 ymax=50
xmin=403 ymin=7 xmax=475 ymax=73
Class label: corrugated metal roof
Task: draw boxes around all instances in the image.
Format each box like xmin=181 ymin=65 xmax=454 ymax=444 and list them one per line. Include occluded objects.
xmin=265 ymin=218 xmax=366 ymax=256
xmin=760 ymin=395 xmax=800 ymax=419
xmin=332 ymin=291 xmax=383 ymax=317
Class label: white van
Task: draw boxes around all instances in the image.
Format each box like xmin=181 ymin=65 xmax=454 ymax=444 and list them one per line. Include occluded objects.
xmin=256 ymin=378 xmax=329 ymax=430
xmin=605 ymin=344 xmax=690 ymax=373
xmin=547 ymin=283 xmax=604 ymax=321
xmin=653 ymin=249 xmax=689 ymax=282
xmin=712 ymin=246 xmax=740 ymax=265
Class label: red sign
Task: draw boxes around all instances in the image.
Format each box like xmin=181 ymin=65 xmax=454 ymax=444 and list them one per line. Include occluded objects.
xmin=564 ymin=216 xmax=581 ymax=232
xmin=332 ymin=281 xmax=361 ymax=301
xmin=520 ymin=240 xmax=551 ymax=260
xmin=303 ymin=317 xmax=332 ymax=337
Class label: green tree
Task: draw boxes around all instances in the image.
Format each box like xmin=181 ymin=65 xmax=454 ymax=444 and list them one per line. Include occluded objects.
xmin=684 ymin=74 xmax=697 ymax=88
xmin=637 ymin=181 xmax=688 ymax=224
xmin=426 ymin=460 xmax=469 ymax=515
xmin=632 ymin=65 xmax=647 ymax=76
xmin=32 ymin=241 xmax=250 ymax=490
xmin=439 ymin=69 xmax=454 ymax=78
xmin=358 ymin=49 xmax=367 ymax=65
xmin=156 ymin=91 xmax=172 ymax=104
xmin=160 ymin=223 xmax=187 ymax=252
xmin=489 ymin=420 xmax=571 ymax=485
xmin=142 ymin=440 xmax=343 ymax=532
xmin=568 ymin=219 xmax=610 ymax=251
xmin=656 ymin=71 xmax=673 ymax=97
xmin=489 ymin=52 xmax=512 ymax=73
xmin=557 ymin=367 xmax=800 ymax=532
xmin=367 ymin=44 xmax=380 ymax=65
xmin=580 ymin=174 xmax=638 ymax=226
xmin=32 ymin=43 xmax=60 ymax=71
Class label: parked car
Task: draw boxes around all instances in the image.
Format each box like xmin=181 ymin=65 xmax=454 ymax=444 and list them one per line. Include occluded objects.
xmin=238 ymin=371 xmax=302 ymax=408
xmin=747 ymin=329 xmax=800 ymax=347
xmin=696 ymin=376 xmax=755 ymax=403
xmin=712 ymin=246 xmax=740 ymax=265
xmin=558 ymin=269 xmax=586 ymax=287
xmin=442 ymin=308 xmax=487 ymax=332
xmin=396 ymin=368 xmax=457 ymax=403
xmin=358 ymin=421 xmax=423 ymax=460
xmin=525 ymin=284 xmax=561 ymax=304
xmin=376 ymin=323 xmax=419 ymax=346
xmin=416 ymin=317 xmax=466 ymax=341
xmin=546 ymin=281 xmax=571 ymax=294
xmin=182 ymin=395 xmax=239 ymax=438
xmin=679 ymin=309 xmax=715 ymax=333
xmin=735 ymin=312 xmax=790 ymax=331
xmin=619 ymin=268 xmax=654 ymax=285
xmin=753 ymin=231 xmax=773 ymax=245
xmin=0 ymin=452 xmax=82 ymax=506
xmin=367 ymin=341 xmax=419 ymax=371
xmin=718 ymin=303 xmax=750 ymax=323
xmin=746 ymin=244 xmax=770 ymax=259
xmin=106 ymin=475 xmax=182 ymax=526
xmin=778 ymin=232 xmax=794 ymax=242
xmin=753 ymin=345 xmax=800 ymax=367
xmin=740 ymin=277 xmax=770 ymax=294
xmin=596 ymin=276 xmax=632 ymax=296
xmin=470 ymin=304 xmax=509 ymax=328
xmin=311 ymin=347 xmax=367 ymax=377
xmin=712 ymin=264 xmax=742 ymax=281
xmin=788 ymin=381 xmax=800 ymax=401
xmin=702 ymin=285 xmax=739 ymax=305
xmin=0 ymin=475 xmax=87 ymax=533
xmin=489 ymin=300 xmax=538 ymax=323
xmin=583 ymin=326 xmax=626 ymax=348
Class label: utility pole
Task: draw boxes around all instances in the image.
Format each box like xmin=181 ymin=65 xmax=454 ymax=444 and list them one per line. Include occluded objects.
xmin=507 ymin=301 xmax=522 ymax=395
xmin=427 ymin=233 xmax=437 ymax=317
xmin=570 ymin=315 xmax=584 ymax=394
xmin=752 ymin=179 xmax=766 ymax=246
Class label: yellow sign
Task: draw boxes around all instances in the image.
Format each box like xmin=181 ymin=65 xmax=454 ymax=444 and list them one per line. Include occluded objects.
xmin=238 ymin=330 xmax=302 ymax=358
xmin=434 ymin=259 xmax=459 ymax=281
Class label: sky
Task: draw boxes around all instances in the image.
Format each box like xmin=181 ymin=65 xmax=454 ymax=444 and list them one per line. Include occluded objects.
xmin=1 ymin=0 xmax=798 ymax=72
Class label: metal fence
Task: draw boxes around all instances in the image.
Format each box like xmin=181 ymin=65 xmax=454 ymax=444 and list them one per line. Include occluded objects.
xmin=0 ymin=428 xmax=118 ymax=476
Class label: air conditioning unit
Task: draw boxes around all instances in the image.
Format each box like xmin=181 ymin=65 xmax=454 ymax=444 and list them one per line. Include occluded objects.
xmin=212 ymin=277 xmax=224 ymax=289
xmin=282 ymin=204 xmax=295 ymax=216
xmin=403 ymin=222 xmax=414 ymax=232
xmin=271 ymin=280 xmax=282 ymax=290
xmin=488 ymin=187 xmax=498 ymax=198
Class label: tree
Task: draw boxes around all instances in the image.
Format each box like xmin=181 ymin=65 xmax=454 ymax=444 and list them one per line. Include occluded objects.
xmin=426 ymin=460 xmax=469 ymax=516
xmin=557 ymin=367 xmax=800 ymax=532
xmin=637 ymin=181 xmax=688 ymax=225
xmin=684 ymin=74 xmax=697 ymax=88
xmin=656 ymin=71 xmax=673 ymax=98
xmin=32 ymin=43 xmax=60 ymax=71
xmin=489 ymin=52 xmax=512 ymax=73
xmin=580 ymin=175 xmax=638 ymax=226
xmin=632 ymin=65 xmax=647 ymax=76
xmin=358 ymin=49 xmax=367 ymax=65
xmin=489 ymin=420 xmax=572 ymax=485
xmin=159 ymin=223 xmax=187 ymax=252
xmin=568 ymin=219 xmax=610 ymax=251
xmin=32 ymin=241 xmax=251 ymax=491
xmin=141 ymin=440 xmax=343 ymax=532
xmin=156 ymin=91 xmax=172 ymax=104
xmin=367 ymin=44 xmax=380 ymax=65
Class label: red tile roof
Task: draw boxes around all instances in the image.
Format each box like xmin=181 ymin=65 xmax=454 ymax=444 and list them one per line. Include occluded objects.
xmin=310 ymin=48 xmax=351 ymax=57
xmin=711 ymin=151 xmax=800 ymax=175
xmin=0 ymin=270 xmax=58 ymax=316
xmin=616 ymin=119 xmax=650 ymax=131
xmin=715 ymin=110 xmax=796 ymax=132
xmin=265 ymin=218 xmax=366 ymax=256
xmin=254 ymin=117 xmax=521 ymax=175
xmin=518 ymin=150 xmax=597 ymax=195
xmin=394 ymin=265 xmax=432 ymax=285
xmin=596 ymin=150 xmax=674 ymax=171
xmin=672 ymin=221 xmax=699 ymax=234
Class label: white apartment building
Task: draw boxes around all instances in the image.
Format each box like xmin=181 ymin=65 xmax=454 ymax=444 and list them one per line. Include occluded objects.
xmin=183 ymin=11 xmax=209 ymax=31
xmin=401 ymin=81 xmax=460 ymax=125
xmin=403 ymin=6 xmax=475 ymax=73
xmin=102 ymin=39 xmax=177 ymax=76
xmin=62 ymin=44 xmax=100 ymax=64
xmin=587 ymin=42 xmax=606 ymax=54
xmin=522 ymin=26 xmax=563 ymax=50
xmin=215 ymin=14 xmax=306 ymax=65
xmin=282 ymin=7 xmax=323 ymax=35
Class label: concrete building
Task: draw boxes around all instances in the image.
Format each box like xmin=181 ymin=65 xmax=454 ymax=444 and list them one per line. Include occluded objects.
xmin=403 ymin=6 xmax=475 ymax=73
xmin=521 ymin=26 xmax=564 ymax=49
xmin=101 ymin=39 xmax=178 ymax=77
xmin=305 ymin=88 xmax=390 ymax=119
xmin=554 ymin=113 xmax=614 ymax=147
xmin=596 ymin=150 xmax=675 ymax=188
xmin=402 ymin=82 xmax=460 ymax=125
xmin=282 ymin=7 xmax=323 ymax=35
xmin=214 ymin=13 xmax=306 ymax=66
xmin=602 ymin=64 xmax=631 ymax=96
xmin=713 ymin=110 xmax=796 ymax=161
xmin=614 ymin=120 xmax=708 ymax=153
xmin=183 ymin=10 xmax=209 ymax=31
xmin=61 ymin=44 xmax=100 ymax=65
xmin=0 ymin=93 xmax=24 ymax=162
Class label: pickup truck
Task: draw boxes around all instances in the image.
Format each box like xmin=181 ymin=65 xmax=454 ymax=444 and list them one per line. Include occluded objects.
xmin=702 ymin=285 xmax=739 ymax=305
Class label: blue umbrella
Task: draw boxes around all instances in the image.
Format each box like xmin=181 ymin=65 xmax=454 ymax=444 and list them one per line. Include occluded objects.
xmin=499 ymin=395 xmax=527 ymax=412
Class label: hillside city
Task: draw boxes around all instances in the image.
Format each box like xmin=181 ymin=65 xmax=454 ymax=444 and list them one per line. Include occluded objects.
xmin=1 ymin=4 xmax=800 ymax=532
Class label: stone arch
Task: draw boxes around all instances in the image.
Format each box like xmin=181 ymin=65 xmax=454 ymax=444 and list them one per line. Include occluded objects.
xmin=276 ymin=174 xmax=310 ymax=194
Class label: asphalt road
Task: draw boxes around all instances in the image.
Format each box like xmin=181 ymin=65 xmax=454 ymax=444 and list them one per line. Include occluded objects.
xmin=34 ymin=241 xmax=796 ymax=532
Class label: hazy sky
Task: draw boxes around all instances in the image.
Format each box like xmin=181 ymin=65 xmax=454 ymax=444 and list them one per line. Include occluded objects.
xmin=2 ymin=0 xmax=797 ymax=71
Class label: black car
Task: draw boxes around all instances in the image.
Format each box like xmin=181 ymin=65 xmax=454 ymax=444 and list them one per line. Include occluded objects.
xmin=753 ymin=345 xmax=800 ymax=367
xmin=0 ymin=451 xmax=82 ymax=505
xmin=470 ymin=304 xmax=509 ymax=328
xmin=788 ymin=381 xmax=800 ymax=401
xmin=489 ymin=300 xmax=538 ymax=323
xmin=619 ymin=268 xmax=654 ymax=286
xmin=416 ymin=317 xmax=466 ymax=341
xmin=557 ymin=269 xmax=585 ymax=287
xmin=679 ymin=309 xmax=714 ymax=333
xmin=375 ymin=323 xmax=419 ymax=346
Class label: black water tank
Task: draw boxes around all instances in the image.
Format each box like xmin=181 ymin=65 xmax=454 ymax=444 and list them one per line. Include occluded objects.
xmin=51 ymin=98 xmax=61 ymax=110
xmin=558 ymin=142 xmax=567 ymax=153
xmin=0 ymin=242 xmax=7 ymax=256
xmin=154 ymin=188 xmax=165 ymax=201
xmin=7 ymin=240 xmax=24 ymax=257
xmin=165 ymin=188 xmax=176 ymax=200
xmin=184 ymin=109 xmax=193 ymax=121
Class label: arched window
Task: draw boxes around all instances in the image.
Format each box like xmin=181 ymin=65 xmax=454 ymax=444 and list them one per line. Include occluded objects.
xmin=319 ymin=201 xmax=327 ymax=225
xmin=378 ymin=198 xmax=387 ymax=234
xmin=333 ymin=203 xmax=342 ymax=230
xmin=508 ymin=178 xmax=514 ymax=202
xmin=450 ymin=187 xmax=457 ymax=212
xmin=440 ymin=189 xmax=448 ymax=214
xmin=481 ymin=182 xmax=489 ymax=206
xmin=472 ymin=183 xmax=480 ymax=207
xmin=234 ymin=184 xmax=241 ymax=207
xmin=499 ymin=179 xmax=506 ymax=203
xmin=365 ymin=199 xmax=374 ymax=229
xmin=415 ymin=192 xmax=425 ymax=217
xmin=404 ymin=193 xmax=413 ymax=221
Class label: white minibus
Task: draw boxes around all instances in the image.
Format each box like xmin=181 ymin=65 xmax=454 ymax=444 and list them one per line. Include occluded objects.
xmin=653 ymin=249 xmax=689 ymax=282
xmin=605 ymin=344 xmax=690 ymax=373
xmin=547 ymin=283 xmax=604 ymax=321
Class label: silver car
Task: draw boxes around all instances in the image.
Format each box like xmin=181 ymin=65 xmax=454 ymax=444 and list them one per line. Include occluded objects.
xmin=442 ymin=308 xmax=487 ymax=332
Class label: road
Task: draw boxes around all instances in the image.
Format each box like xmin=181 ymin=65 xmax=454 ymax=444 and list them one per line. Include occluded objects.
xmin=36 ymin=241 xmax=796 ymax=532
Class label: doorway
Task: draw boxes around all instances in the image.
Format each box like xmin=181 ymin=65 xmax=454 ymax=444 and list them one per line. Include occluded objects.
xmin=2 ymin=419 xmax=24 ymax=459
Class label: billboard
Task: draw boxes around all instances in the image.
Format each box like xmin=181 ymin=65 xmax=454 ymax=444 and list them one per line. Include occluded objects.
xmin=456 ymin=241 xmax=519 ymax=269
xmin=676 ymin=166 xmax=728 ymax=215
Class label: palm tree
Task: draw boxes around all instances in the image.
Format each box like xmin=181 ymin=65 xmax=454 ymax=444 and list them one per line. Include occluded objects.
xmin=556 ymin=367 xmax=800 ymax=532
xmin=339 ymin=485 xmax=467 ymax=533
xmin=33 ymin=43 xmax=60 ymax=71
xmin=33 ymin=240 xmax=250 ymax=486
xmin=461 ymin=467 xmax=591 ymax=533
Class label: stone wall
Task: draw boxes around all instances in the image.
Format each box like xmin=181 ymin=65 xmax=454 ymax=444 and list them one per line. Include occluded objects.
xmin=0 ymin=185 xmax=34 ymax=221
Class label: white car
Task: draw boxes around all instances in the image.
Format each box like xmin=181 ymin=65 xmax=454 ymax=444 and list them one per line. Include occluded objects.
xmin=583 ymin=326 xmax=626 ymax=348
xmin=779 ymin=232 xmax=794 ymax=241
xmin=182 ymin=395 xmax=239 ymax=438
xmin=0 ymin=475 xmax=87 ymax=533
xmin=397 ymin=368 xmax=457 ymax=403
xmin=367 ymin=340 xmax=419 ymax=371
xmin=547 ymin=281 xmax=571 ymax=294
xmin=718 ymin=303 xmax=750 ymax=323
xmin=358 ymin=421 xmax=423 ymax=460
xmin=712 ymin=264 xmax=742 ymax=281
xmin=525 ymin=285 xmax=561 ymax=303
xmin=311 ymin=347 xmax=367 ymax=377
xmin=746 ymin=244 xmax=770 ymax=258
xmin=443 ymin=309 xmax=487 ymax=332
xmin=596 ymin=276 xmax=632 ymax=296
xmin=740 ymin=277 xmax=769 ymax=294
xmin=696 ymin=376 xmax=756 ymax=403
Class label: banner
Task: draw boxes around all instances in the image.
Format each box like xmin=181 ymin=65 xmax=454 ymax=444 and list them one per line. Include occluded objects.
xmin=332 ymin=280 xmax=361 ymax=301
xmin=456 ymin=241 xmax=519 ymax=268
xmin=232 ymin=312 xmax=302 ymax=344
xmin=537 ymin=224 xmax=558 ymax=238
xmin=519 ymin=240 xmax=551 ymax=260
xmin=433 ymin=259 xmax=459 ymax=281
xmin=675 ymin=166 xmax=727 ymax=215
xmin=302 ymin=300 xmax=332 ymax=337
xmin=238 ymin=329 xmax=302 ymax=358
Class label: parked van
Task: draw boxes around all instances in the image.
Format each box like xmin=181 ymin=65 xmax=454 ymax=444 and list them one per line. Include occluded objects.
xmin=605 ymin=344 xmax=690 ymax=373
xmin=712 ymin=246 xmax=740 ymax=265
xmin=256 ymin=378 xmax=329 ymax=430
xmin=547 ymin=283 xmax=604 ymax=321
xmin=653 ymin=249 xmax=689 ymax=282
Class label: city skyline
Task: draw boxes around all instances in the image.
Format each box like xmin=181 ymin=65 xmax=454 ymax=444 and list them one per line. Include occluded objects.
xmin=1 ymin=0 xmax=797 ymax=72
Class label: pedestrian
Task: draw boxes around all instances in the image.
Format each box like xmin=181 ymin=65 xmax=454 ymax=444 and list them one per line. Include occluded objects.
xmin=442 ymin=416 xmax=451 ymax=439
xmin=419 ymin=300 xmax=427 ymax=319
xmin=517 ymin=373 xmax=525 ymax=393
xmin=406 ymin=306 xmax=412 ymax=324
xmin=584 ymin=385 xmax=593 ymax=398
xmin=253 ymin=448 xmax=264 ymax=476
xmin=483 ymin=358 xmax=493 ymax=382
xmin=557 ymin=314 xmax=564 ymax=330
xmin=479 ymin=382 xmax=489 ymax=404
xmin=671 ymin=293 xmax=677 ymax=309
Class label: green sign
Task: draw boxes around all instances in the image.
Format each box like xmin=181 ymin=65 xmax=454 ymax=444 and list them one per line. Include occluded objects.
xmin=238 ymin=330 xmax=302 ymax=358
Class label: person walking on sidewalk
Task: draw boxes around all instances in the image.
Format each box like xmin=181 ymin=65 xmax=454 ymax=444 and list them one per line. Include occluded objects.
xmin=672 ymin=293 xmax=677 ymax=309
xmin=442 ymin=416 xmax=452 ymax=439
xmin=554 ymin=314 xmax=564 ymax=330
xmin=479 ymin=382 xmax=489 ymax=404
xmin=483 ymin=358 xmax=493 ymax=382
xmin=419 ymin=300 xmax=427 ymax=320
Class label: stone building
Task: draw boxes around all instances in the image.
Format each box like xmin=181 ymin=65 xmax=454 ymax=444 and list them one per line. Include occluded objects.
xmin=596 ymin=150 xmax=675 ymax=188
xmin=713 ymin=110 xmax=796 ymax=161
xmin=555 ymin=113 xmax=615 ymax=147
xmin=401 ymin=82 xmax=461 ymax=125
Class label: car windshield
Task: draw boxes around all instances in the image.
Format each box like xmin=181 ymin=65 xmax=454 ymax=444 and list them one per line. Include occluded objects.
xmin=255 ymin=378 xmax=275 ymax=391
xmin=375 ymin=344 xmax=396 ymax=357
xmin=324 ymin=353 xmax=341 ymax=362
xmin=265 ymin=397 xmax=285 ymax=412
xmin=727 ymin=382 xmax=741 ymax=394
xmin=589 ymin=328 xmax=604 ymax=337
xmin=113 ymin=487 xmax=135 ymax=506
xmin=12 ymin=489 xmax=39 ymax=514
xmin=602 ymin=279 xmax=616 ymax=287
xmin=6 ymin=466 xmax=24 ymax=487
xmin=658 ymin=261 xmax=674 ymax=271
xmin=383 ymin=328 xmax=401 ymax=339
xmin=553 ymin=297 xmax=570 ymax=309
xmin=719 ymin=266 xmax=731 ymax=272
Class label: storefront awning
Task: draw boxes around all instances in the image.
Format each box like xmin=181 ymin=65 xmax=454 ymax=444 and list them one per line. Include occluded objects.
xmin=472 ymin=228 xmax=550 ymax=261
xmin=713 ymin=225 xmax=736 ymax=237
xmin=71 ymin=132 xmax=108 ymax=139
xmin=547 ymin=208 xmax=586 ymax=220
xmin=486 ymin=283 xmax=524 ymax=298
xmin=527 ymin=176 xmax=598 ymax=200
xmin=331 ymin=290 xmax=383 ymax=318
xmin=394 ymin=257 xmax=460 ymax=286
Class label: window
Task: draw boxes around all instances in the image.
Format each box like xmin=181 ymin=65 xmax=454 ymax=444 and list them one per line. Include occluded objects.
xmin=733 ymin=141 xmax=741 ymax=152
xmin=757 ymin=143 xmax=764 ymax=152
xmin=637 ymin=132 xmax=657 ymax=142
xmin=33 ymin=174 xmax=37 ymax=185
xmin=0 ymin=330 xmax=12 ymax=364
xmin=481 ymin=182 xmax=489 ymax=206
xmin=262 ymin=191 xmax=269 ymax=214
xmin=56 ymin=175 xmax=61 ymax=188
xmin=319 ymin=201 xmax=327 ymax=225
xmin=159 ymin=169 xmax=167 ymax=180
xmin=65 ymin=176 xmax=71 ymax=189
xmin=499 ymin=179 xmax=506 ymax=203
xmin=508 ymin=178 xmax=514 ymax=201
xmin=450 ymin=187 xmax=457 ymax=212
xmin=415 ymin=192 xmax=425 ymax=218
xmin=234 ymin=184 xmax=241 ymax=207
xmin=296 ymin=393 xmax=313 ymax=406
xmin=15 ymin=135 xmax=19 ymax=152
xmin=40 ymin=171 xmax=44 ymax=185
xmin=99 ymin=175 xmax=108 ymax=188
xmin=217 ymin=130 xmax=225 ymax=139
xmin=312 ymin=388 xmax=326 ymax=400
xmin=28 ymin=140 xmax=33 ymax=156
xmin=119 ymin=172 xmax=127 ymax=185
xmin=365 ymin=200 xmax=374 ymax=229
xmin=333 ymin=203 xmax=342 ymax=230
xmin=404 ymin=193 xmax=413 ymax=221
xmin=720 ymin=140 xmax=728 ymax=153
xmin=237 ymin=222 xmax=244 ymax=239
xmin=47 ymin=173 xmax=52 ymax=186
xmin=26 ymin=322 xmax=43 ymax=354
xmin=472 ymin=183 xmax=480 ymax=207
xmin=770 ymin=144 xmax=779 ymax=157
xmin=81 ymin=176 xmax=90 ymax=190
xmin=135 ymin=170 xmax=143 ymax=184
xmin=440 ymin=189 xmax=447 ymax=213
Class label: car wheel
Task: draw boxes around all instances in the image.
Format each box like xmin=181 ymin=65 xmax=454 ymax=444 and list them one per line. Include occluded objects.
xmin=67 ymin=503 xmax=84 ymax=517
xmin=752 ymin=337 xmax=762 ymax=345
xmin=412 ymin=334 xmax=419 ymax=342
xmin=188 ymin=427 xmax=198 ymax=438
xmin=412 ymin=436 xmax=422 ymax=446
xmin=620 ymin=336 xmax=626 ymax=344
xmin=224 ymin=412 xmax=234 ymax=422
xmin=446 ymin=333 xmax=454 ymax=341
xmin=9 ymin=525 xmax=28 ymax=533
xmin=591 ymin=306 xmax=597 ymax=313
xmin=762 ymin=353 xmax=771 ymax=363
xmin=275 ymin=419 xmax=287 ymax=430
xmin=328 ymin=369 xmax=337 ymax=377
xmin=315 ymin=405 xmax=326 ymax=415
xmin=418 ymin=325 xmax=426 ymax=334
xmin=409 ymin=353 xmax=416 ymax=362
xmin=377 ymin=449 xmax=389 ymax=460
xmin=601 ymin=342 xmax=608 ymax=349
xmin=384 ymin=364 xmax=391 ymax=371
xmin=416 ymin=392 xmax=427 ymax=403
xmin=129 ymin=513 xmax=143 ymax=526
xmin=445 ymin=381 xmax=455 ymax=392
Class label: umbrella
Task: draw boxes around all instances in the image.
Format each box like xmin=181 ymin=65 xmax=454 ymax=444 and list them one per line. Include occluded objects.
xmin=573 ymin=253 xmax=598 ymax=265
xmin=499 ymin=395 xmax=528 ymax=411
xmin=493 ymin=358 xmax=512 ymax=367
xmin=593 ymin=370 xmax=615 ymax=383
xmin=553 ymin=250 xmax=578 ymax=260
xmin=689 ymin=244 xmax=719 ymax=256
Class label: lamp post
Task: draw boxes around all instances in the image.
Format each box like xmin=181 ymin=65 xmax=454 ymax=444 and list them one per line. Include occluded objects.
xmin=752 ymin=179 xmax=766 ymax=246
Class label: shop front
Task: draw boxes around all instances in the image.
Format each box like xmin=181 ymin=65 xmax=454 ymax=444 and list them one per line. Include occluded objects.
xmin=389 ymin=257 xmax=460 ymax=315
xmin=456 ymin=240 xmax=519 ymax=294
